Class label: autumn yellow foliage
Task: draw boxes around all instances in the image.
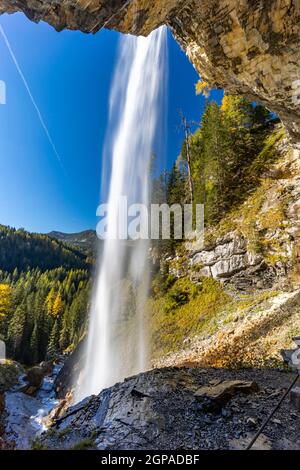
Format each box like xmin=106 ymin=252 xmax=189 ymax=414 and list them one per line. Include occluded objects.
xmin=195 ymin=79 xmax=210 ymax=98
xmin=0 ymin=283 xmax=12 ymax=321
xmin=45 ymin=289 xmax=64 ymax=317
xmin=52 ymin=294 xmax=64 ymax=317
xmin=220 ymin=94 xmax=230 ymax=112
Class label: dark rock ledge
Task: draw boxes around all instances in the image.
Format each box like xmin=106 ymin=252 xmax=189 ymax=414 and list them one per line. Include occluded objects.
xmin=39 ymin=367 xmax=300 ymax=450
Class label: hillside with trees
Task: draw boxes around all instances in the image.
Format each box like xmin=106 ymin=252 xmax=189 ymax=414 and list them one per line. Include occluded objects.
xmin=0 ymin=95 xmax=286 ymax=370
xmin=0 ymin=225 xmax=92 ymax=365
xmin=151 ymin=94 xmax=281 ymax=254
xmin=148 ymin=94 xmax=298 ymax=369
xmin=152 ymin=92 xmax=278 ymax=230
xmin=0 ymin=225 xmax=91 ymax=273
xmin=47 ymin=230 xmax=97 ymax=253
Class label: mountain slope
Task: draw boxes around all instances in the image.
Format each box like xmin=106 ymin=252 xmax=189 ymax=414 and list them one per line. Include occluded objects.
xmin=149 ymin=130 xmax=300 ymax=370
xmin=0 ymin=225 xmax=90 ymax=273
xmin=47 ymin=230 xmax=97 ymax=252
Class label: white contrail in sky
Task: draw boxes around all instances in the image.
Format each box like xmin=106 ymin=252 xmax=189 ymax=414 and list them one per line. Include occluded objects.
xmin=0 ymin=24 xmax=66 ymax=174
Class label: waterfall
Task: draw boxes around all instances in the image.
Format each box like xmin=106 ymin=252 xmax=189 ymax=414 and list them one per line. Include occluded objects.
xmin=76 ymin=26 xmax=168 ymax=401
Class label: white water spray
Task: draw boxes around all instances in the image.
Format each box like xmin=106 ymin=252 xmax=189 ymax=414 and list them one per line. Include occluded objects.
xmin=76 ymin=27 xmax=167 ymax=400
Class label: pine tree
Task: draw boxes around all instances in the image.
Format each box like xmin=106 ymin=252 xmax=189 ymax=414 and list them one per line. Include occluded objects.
xmin=7 ymin=304 xmax=26 ymax=359
xmin=59 ymin=306 xmax=71 ymax=351
xmin=200 ymin=101 xmax=229 ymax=223
xmin=47 ymin=319 xmax=60 ymax=359
xmin=30 ymin=321 xmax=39 ymax=364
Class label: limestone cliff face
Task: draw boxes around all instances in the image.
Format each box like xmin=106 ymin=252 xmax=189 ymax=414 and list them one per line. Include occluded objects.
xmin=170 ymin=1 xmax=300 ymax=146
xmin=170 ymin=139 xmax=300 ymax=292
xmin=0 ymin=1 xmax=300 ymax=145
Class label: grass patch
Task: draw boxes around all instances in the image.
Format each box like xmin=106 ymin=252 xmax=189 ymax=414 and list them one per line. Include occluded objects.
xmin=149 ymin=277 xmax=230 ymax=356
xmin=31 ymin=438 xmax=46 ymax=450
xmin=149 ymin=272 xmax=281 ymax=360
xmin=247 ymin=127 xmax=285 ymax=177
xmin=58 ymin=427 xmax=73 ymax=438
xmin=71 ymin=437 xmax=96 ymax=450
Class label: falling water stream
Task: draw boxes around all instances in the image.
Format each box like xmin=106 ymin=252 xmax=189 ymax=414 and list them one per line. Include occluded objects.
xmin=2 ymin=26 xmax=167 ymax=449
xmin=76 ymin=27 xmax=168 ymax=401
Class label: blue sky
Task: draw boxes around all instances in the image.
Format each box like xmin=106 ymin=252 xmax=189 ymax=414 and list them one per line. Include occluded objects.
xmin=0 ymin=13 xmax=223 ymax=234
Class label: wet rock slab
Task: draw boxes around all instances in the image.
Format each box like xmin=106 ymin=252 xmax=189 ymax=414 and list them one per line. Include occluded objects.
xmin=3 ymin=363 xmax=63 ymax=449
xmin=4 ymin=392 xmax=43 ymax=449
xmin=40 ymin=367 xmax=300 ymax=450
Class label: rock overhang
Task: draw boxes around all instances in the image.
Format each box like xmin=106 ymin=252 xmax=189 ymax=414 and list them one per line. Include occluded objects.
xmin=0 ymin=0 xmax=300 ymax=145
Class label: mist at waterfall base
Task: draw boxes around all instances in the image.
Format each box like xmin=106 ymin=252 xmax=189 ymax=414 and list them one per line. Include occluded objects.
xmin=75 ymin=27 xmax=168 ymax=401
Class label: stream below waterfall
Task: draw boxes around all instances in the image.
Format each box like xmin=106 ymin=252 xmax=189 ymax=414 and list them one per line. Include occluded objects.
xmin=4 ymin=363 xmax=63 ymax=449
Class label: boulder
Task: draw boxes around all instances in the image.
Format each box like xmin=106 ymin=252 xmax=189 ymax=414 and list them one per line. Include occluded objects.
xmin=26 ymin=366 xmax=45 ymax=394
xmin=55 ymin=337 xmax=86 ymax=398
xmin=46 ymin=392 xmax=73 ymax=425
xmin=0 ymin=361 xmax=24 ymax=394
xmin=39 ymin=361 xmax=53 ymax=376
xmin=23 ymin=385 xmax=39 ymax=397
xmin=194 ymin=380 xmax=259 ymax=411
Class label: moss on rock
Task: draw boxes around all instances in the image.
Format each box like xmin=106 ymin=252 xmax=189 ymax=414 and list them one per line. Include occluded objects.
xmin=0 ymin=360 xmax=23 ymax=393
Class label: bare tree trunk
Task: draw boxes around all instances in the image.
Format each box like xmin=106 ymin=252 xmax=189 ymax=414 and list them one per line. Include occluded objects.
xmin=182 ymin=116 xmax=194 ymax=206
